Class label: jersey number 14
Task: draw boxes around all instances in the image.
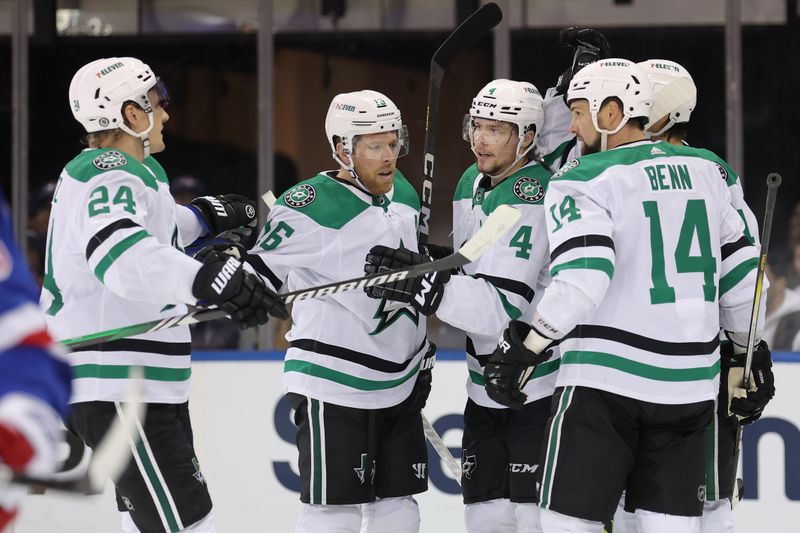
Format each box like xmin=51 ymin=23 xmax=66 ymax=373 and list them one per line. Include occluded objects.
xmin=643 ymin=199 xmax=716 ymax=305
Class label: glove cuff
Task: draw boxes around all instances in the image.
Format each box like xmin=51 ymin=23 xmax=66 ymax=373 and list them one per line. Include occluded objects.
xmin=523 ymin=326 xmax=553 ymax=355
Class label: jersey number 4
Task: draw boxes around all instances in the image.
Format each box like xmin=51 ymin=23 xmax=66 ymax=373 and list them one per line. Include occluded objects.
xmin=643 ymin=199 xmax=716 ymax=304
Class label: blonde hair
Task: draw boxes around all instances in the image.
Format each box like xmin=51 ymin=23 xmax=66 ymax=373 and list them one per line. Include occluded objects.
xmin=84 ymin=128 xmax=126 ymax=148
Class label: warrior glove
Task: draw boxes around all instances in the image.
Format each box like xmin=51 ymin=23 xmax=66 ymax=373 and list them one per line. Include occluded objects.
xmin=193 ymin=251 xmax=288 ymax=329
xmin=721 ymin=340 xmax=775 ymax=425
xmin=554 ymin=27 xmax=611 ymax=97
xmin=188 ymin=194 xmax=257 ymax=236
xmin=363 ymin=245 xmax=451 ymax=316
xmin=484 ymin=321 xmax=554 ymax=410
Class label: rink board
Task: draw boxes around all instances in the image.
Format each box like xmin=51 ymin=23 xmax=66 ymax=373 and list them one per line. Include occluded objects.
xmin=14 ymin=353 xmax=800 ymax=532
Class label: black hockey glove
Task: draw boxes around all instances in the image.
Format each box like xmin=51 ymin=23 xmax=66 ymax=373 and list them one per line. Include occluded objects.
xmin=192 ymin=251 xmax=289 ymax=329
xmin=363 ymin=245 xmax=451 ymax=316
xmin=484 ymin=321 xmax=554 ymax=410
xmin=192 ymin=225 xmax=258 ymax=263
xmin=554 ymin=27 xmax=611 ymax=97
xmin=189 ymin=194 xmax=257 ymax=236
xmin=409 ymin=343 xmax=436 ymax=412
xmin=721 ymin=340 xmax=775 ymax=425
xmin=420 ymin=243 xmax=454 ymax=261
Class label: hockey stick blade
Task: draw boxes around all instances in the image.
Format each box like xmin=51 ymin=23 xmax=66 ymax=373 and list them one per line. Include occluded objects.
xmin=419 ymin=2 xmax=502 ymax=243
xmin=6 ymin=367 xmax=145 ymax=493
xmin=61 ymin=206 xmax=521 ymax=349
xmin=422 ymin=413 xmax=461 ymax=484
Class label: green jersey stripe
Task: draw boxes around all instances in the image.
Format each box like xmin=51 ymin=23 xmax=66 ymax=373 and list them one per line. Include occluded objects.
xmin=494 ymin=288 xmax=522 ymax=320
xmin=93 ymin=230 xmax=150 ymax=282
xmin=541 ymin=386 xmax=574 ymax=507
xmin=550 ymin=257 xmax=614 ymax=280
xmin=560 ymin=351 xmax=720 ymax=381
xmin=719 ymin=257 xmax=758 ymax=296
xmin=134 ymin=434 xmax=181 ymax=531
xmin=43 ymin=227 xmax=64 ymax=316
xmin=73 ymin=364 xmax=191 ymax=382
xmin=284 ymin=359 xmax=419 ymax=390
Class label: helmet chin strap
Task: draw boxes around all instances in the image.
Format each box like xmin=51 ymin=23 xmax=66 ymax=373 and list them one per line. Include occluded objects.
xmin=591 ymin=111 xmax=629 ymax=152
xmin=333 ymin=152 xmax=374 ymax=196
xmin=119 ymin=110 xmax=155 ymax=158
xmin=645 ymin=116 xmax=675 ymax=139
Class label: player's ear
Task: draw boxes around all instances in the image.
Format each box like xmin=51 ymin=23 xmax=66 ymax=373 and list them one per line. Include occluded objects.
xmin=335 ymin=141 xmax=352 ymax=166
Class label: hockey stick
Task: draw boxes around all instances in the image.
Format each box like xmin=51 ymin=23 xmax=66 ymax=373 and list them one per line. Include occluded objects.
xmin=3 ymin=367 xmax=145 ymax=493
xmin=422 ymin=412 xmax=461 ymax=484
xmin=731 ymin=172 xmax=781 ymax=507
xmin=61 ymin=205 xmax=521 ymax=349
xmin=418 ymin=1 xmax=503 ymax=245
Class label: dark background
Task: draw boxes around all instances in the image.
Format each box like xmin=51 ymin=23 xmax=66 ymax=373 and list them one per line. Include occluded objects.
xmin=2 ymin=4 xmax=798 ymax=255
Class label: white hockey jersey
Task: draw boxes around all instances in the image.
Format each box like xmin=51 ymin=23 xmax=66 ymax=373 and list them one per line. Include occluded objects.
xmin=536 ymin=140 xmax=761 ymax=405
xmin=41 ymin=148 xmax=204 ymax=404
xmin=440 ymin=160 xmax=558 ymax=407
xmin=249 ymin=171 xmax=427 ymax=410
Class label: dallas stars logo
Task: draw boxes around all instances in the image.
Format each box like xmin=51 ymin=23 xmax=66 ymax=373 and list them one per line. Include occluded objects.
xmin=192 ymin=457 xmax=206 ymax=485
xmin=284 ymin=184 xmax=316 ymax=208
xmin=370 ymin=297 xmax=419 ymax=335
xmin=92 ymin=150 xmax=127 ymax=170
xmin=552 ymin=158 xmax=579 ymax=180
xmin=513 ymin=177 xmax=544 ymax=203
xmin=369 ymin=240 xmax=419 ymax=335
xmin=354 ymin=453 xmax=375 ymax=485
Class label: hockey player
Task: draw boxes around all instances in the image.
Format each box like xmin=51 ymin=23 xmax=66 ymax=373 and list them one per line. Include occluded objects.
xmin=484 ymin=59 xmax=766 ymax=533
xmin=364 ymin=80 xmax=554 ymax=532
xmin=42 ymin=57 xmax=288 ymax=533
xmin=0 ymin=190 xmax=71 ymax=532
xmin=237 ymin=90 xmax=430 ymax=533
xmin=607 ymin=59 xmax=775 ymax=533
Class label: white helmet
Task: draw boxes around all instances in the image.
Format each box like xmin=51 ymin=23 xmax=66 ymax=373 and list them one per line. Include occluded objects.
xmin=466 ymin=79 xmax=544 ymax=141
xmin=324 ymin=90 xmax=409 ymax=166
xmin=637 ymin=59 xmax=696 ymax=137
xmin=464 ymin=79 xmax=544 ymax=179
xmin=69 ymin=57 xmax=166 ymax=156
xmin=567 ymin=58 xmax=653 ymax=151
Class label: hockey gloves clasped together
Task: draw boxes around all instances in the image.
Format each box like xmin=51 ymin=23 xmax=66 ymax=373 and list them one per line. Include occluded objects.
xmin=193 ymin=251 xmax=288 ymax=329
xmin=188 ymin=194 xmax=258 ymax=236
xmin=721 ymin=340 xmax=775 ymax=425
xmin=363 ymin=245 xmax=451 ymax=316
xmin=484 ymin=321 xmax=554 ymax=410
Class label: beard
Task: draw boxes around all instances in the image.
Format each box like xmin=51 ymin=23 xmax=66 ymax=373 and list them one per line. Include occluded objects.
xmin=581 ymin=136 xmax=601 ymax=156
